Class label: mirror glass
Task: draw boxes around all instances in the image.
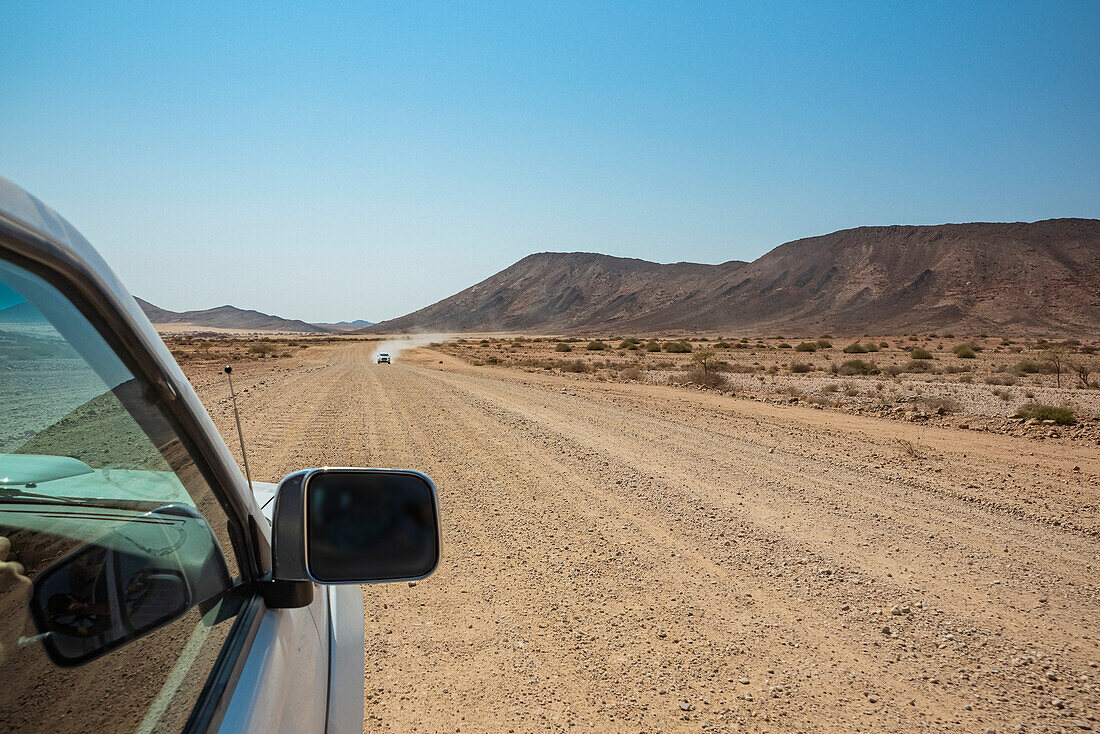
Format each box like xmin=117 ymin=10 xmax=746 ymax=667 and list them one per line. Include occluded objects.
xmin=306 ymin=470 xmax=439 ymax=583
xmin=28 ymin=504 xmax=227 ymax=666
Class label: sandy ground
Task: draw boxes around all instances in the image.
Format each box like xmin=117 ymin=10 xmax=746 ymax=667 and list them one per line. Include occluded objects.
xmin=181 ymin=342 xmax=1099 ymax=733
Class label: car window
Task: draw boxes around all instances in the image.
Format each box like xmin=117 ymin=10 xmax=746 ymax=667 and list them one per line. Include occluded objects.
xmin=0 ymin=258 xmax=246 ymax=733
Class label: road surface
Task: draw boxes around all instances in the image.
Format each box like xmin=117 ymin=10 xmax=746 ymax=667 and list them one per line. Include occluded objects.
xmin=185 ymin=343 xmax=1099 ymax=733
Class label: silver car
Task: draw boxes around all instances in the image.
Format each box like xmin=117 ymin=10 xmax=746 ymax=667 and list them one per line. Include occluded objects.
xmin=0 ymin=175 xmax=441 ymax=733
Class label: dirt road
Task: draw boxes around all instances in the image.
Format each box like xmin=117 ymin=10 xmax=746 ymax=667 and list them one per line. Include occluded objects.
xmin=185 ymin=343 xmax=1099 ymax=733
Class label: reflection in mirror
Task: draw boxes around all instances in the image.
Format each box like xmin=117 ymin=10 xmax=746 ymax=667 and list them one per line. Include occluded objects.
xmin=27 ymin=504 xmax=228 ymax=667
xmin=306 ymin=470 xmax=439 ymax=583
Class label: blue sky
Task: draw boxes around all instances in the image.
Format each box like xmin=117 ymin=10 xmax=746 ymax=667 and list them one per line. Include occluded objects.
xmin=2 ymin=2 xmax=1098 ymax=322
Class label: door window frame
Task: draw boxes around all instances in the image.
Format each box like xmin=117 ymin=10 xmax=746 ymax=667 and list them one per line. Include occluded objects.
xmin=0 ymin=211 xmax=269 ymax=733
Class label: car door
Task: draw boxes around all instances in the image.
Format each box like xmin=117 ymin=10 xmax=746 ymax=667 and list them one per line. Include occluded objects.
xmin=0 ymin=179 xmax=330 ymax=734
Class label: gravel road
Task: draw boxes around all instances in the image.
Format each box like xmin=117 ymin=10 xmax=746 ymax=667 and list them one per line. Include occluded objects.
xmin=184 ymin=343 xmax=1099 ymax=733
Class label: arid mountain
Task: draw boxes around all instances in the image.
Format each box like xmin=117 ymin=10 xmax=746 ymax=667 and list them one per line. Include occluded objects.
xmin=314 ymin=319 xmax=375 ymax=331
xmin=135 ymin=297 xmax=332 ymax=333
xmin=364 ymin=219 xmax=1100 ymax=335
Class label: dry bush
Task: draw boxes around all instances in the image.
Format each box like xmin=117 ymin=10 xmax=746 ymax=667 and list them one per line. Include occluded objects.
xmin=895 ymin=438 xmax=922 ymax=459
xmin=677 ymin=368 xmax=727 ymax=388
xmin=1014 ymin=403 xmax=1075 ymax=424
xmin=618 ymin=365 xmax=645 ymax=381
xmin=952 ymin=345 xmax=976 ymax=358
xmin=836 ymin=359 xmax=878 ymax=375
xmin=789 ymin=361 xmax=813 ymax=373
xmin=559 ymin=359 xmax=591 ymax=373
xmin=920 ymin=395 xmax=959 ymax=413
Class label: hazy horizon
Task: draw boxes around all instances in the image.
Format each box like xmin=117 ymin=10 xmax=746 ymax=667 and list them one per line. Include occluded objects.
xmin=3 ymin=3 xmax=1098 ymax=322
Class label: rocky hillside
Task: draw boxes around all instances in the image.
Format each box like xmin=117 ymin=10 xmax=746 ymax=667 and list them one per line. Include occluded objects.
xmin=135 ymin=298 xmax=331 ymax=333
xmin=364 ymin=219 xmax=1100 ymax=335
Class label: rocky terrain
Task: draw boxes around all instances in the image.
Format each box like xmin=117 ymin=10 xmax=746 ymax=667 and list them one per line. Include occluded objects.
xmin=364 ymin=219 xmax=1100 ymax=336
xmin=178 ymin=339 xmax=1099 ymax=733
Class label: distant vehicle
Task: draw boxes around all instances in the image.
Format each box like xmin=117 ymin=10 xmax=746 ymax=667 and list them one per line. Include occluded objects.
xmin=0 ymin=175 xmax=441 ymax=734
xmin=377 ymin=353 xmax=391 ymax=364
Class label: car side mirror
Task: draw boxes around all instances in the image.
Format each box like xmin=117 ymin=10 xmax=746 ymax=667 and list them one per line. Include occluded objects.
xmin=28 ymin=504 xmax=229 ymax=667
xmin=271 ymin=468 xmax=440 ymax=584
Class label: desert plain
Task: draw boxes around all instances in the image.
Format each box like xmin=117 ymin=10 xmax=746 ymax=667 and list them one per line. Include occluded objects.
xmin=167 ymin=332 xmax=1099 ymax=733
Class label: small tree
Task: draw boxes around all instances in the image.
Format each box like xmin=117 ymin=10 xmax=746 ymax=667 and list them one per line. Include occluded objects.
xmin=1041 ymin=343 xmax=1069 ymax=387
xmin=691 ymin=348 xmax=717 ymax=375
xmin=1066 ymin=357 xmax=1095 ymax=388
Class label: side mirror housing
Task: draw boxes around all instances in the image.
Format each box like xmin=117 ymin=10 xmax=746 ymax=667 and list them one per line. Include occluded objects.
xmin=271 ymin=468 xmax=441 ymax=585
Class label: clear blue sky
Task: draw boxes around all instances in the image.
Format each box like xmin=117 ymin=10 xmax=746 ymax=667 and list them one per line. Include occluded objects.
xmin=2 ymin=2 xmax=1098 ymax=323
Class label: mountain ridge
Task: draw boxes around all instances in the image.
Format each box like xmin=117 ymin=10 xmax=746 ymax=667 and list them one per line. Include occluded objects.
xmin=361 ymin=219 xmax=1100 ymax=335
xmin=134 ymin=298 xmax=333 ymax=333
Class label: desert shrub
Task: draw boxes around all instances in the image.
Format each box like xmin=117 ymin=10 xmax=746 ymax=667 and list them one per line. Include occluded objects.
xmin=644 ymin=340 xmax=662 ymax=352
xmin=984 ymin=374 xmax=1018 ymax=386
xmin=715 ymin=341 xmax=732 ymax=348
xmin=838 ymin=359 xmax=878 ymax=375
xmin=677 ymin=369 xmax=728 ymax=388
xmin=619 ymin=338 xmax=641 ymax=349
xmin=248 ymin=342 xmax=277 ymax=357
xmin=794 ymin=342 xmax=817 ymax=352
xmin=952 ymin=345 xmax=976 ymax=358
xmin=991 ymin=387 xmax=1012 ymax=401
xmin=1014 ymin=403 xmax=1075 ymax=424
xmin=485 ymin=355 xmax=500 ymax=364
xmin=815 ymin=339 xmax=833 ymax=348
xmin=618 ymin=365 xmax=644 ymax=381
xmin=900 ymin=359 xmax=934 ymax=373
xmin=560 ymin=359 xmax=591 ymax=373
xmin=959 ymin=373 xmax=974 ymax=383
xmin=733 ymin=342 xmax=749 ymax=349
xmin=909 ymin=348 xmax=933 ymax=360
xmin=724 ymin=363 xmax=755 ymax=373
xmin=789 ymin=361 xmax=813 ymax=373
xmin=777 ymin=342 xmax=792 ymax=349
xmin=587 ymin=340 xmax=608 ymax=351
xmin=1012 ymin=359 xmax=1045 ymax=374
xmin=842 ymin=342 xmax=868 ymax=354
xmin=555 ymin=342 xmax=572 ymax=352
xmin=663 ymin=341 xmax=693 ymax=353
xmin=863 ymin=343 xmax=880 ymax=352
xmin=883 ymin=364 xmax=902 ymax=376
xmin=920 ymin=396 xmax=959 ymax=413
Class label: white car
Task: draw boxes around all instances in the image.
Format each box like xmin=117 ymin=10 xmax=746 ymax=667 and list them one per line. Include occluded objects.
xmin=377 ymin=353 xmax=391 ymax=364
xmin=0 ymin=175 xmax=441 ymax=734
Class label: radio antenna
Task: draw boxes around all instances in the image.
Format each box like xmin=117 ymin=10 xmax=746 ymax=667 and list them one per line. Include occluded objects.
xmin=224 ymin=365 xmax=253 ymax=493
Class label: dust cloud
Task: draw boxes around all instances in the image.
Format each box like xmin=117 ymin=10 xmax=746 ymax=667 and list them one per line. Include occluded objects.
xmin=370 ymin=334 xmax=451 ymax=363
